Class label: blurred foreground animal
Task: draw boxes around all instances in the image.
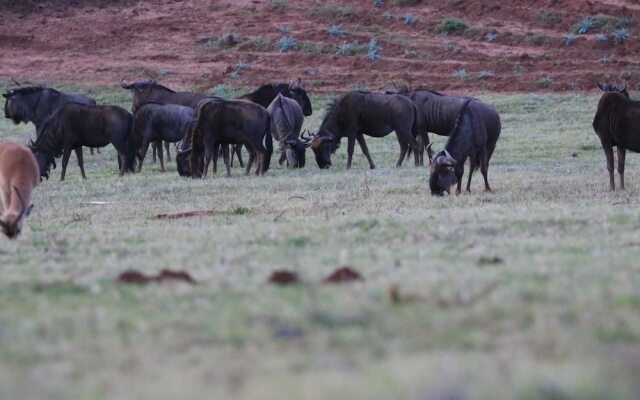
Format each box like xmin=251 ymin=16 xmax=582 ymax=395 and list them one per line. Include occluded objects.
xmin=267 ymin=93 xmax=306 ymax=168
xmin=176 ymin=98 xmax=272 ymax=178
xmin=306 ymin=91 xmax=420 ymax=169
xmin=0 ymin=142 xmax=39 ymax=239
xmin=593 ymin=83 xmax=639 ymax=190
xmin=428 ymin=98 xmax=501 ymax=196
xmin=29 ymin=103 xmax=137 ymax=180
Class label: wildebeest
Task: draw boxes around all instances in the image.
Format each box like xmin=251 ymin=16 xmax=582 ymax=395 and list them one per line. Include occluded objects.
xmin=29 ymin=103 xmax=137 ymax=181
xmin=306 ymin=91 xmax=420 ymax=169
xmin=267 ymin=93 xmax=306 ymax=168
xmin=133 ymin=102 xmax=194 ymax=172
xmin=428 ymin=98 xmax=501 ymax=196
xmin=593 ymin=86 xmax=640 ymax=190
xmin=3 ymin=84 xmax=99 ymax=154
xmin=0 ymin=142 xmax=39 ymax=239
xmin=239 ymin=80 xmax=313 ymax=117
xmin=120 ymin=75 xmax=210 ymax=165
xmin=178 ymin=98 xmax=272 ymax=178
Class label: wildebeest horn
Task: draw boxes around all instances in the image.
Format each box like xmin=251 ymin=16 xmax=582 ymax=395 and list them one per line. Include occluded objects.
xmin=392 ymin=80 xmax=399 ymax=90
xmin=120 ymin=75 xmax=131 ymax=88
xmin=10 ymin=77 xmax=21 ymax=87
xmin=143 ymin=71 xmax=156 ymax=83
xmin=444 ymin=148 xmax=457 ymax=164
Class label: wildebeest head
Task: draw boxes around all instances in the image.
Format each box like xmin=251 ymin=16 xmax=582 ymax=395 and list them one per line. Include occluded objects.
xmin=429 ymin=148 xmax=458 ymax=196
xmin=27 ymin=141 xmax=55 ymax=181
xmin=286 ymin=79 xmax=313 ymax=117
xmin=2 ymin=83 xmax=39 ymax=125
xmin=175 ymin=140 xmax=205 ymax=177
xmin=303 ymin=131 xmax=336 ymax=169
xmin=598 ymin=82 xmax=629 ymax=98
xmin=283 ymin=134 xmax=308 ymax=168
xmin=120 ymin=74 xmax=175 ymax=112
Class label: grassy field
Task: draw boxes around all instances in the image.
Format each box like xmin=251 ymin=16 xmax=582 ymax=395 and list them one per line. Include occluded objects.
xmin=1 ymin=89 xmax=640 ymax=400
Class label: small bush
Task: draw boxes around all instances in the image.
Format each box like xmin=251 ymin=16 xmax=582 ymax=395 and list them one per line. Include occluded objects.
xmin=276 ymin=25 xmax=292 ymax=34
xmin=485 ymin=32 xmax=498 ymax=42
xmin=366 ymin=38 xmax=382 ymax=60
xmin=235 ymin=61 xmax=250 ymax=70
xmin=328 ymin=25 xmax=345 ymax=37
xmin=308 ymin=5 xmax=356 ymax=21
xmin=402 ymin=13 xmax=416 ymax=25
xmin=237 ymin=37 xmax=272 ymax=52
xmin=535 ymin=76 xmax=554 ymax=87
xmin=575 ymin=17 xmax=596 ymax=34
xmin=452 ymin=68 xmax=467 ymax=80
xmin=392 ymin=0 xmax=420 ymax=5
xmin=614 ymin=28 xmax=630 ymax=43
xmin=477 ymin=71 xmax=494 ymax=79
xmin=372 ymin=0 xmax=384 ymax=7
xmin=562 ymin=34 xmax=576 ymax=45
xmin=524 ymin=34 xmax=545 ymax=46
xmin=435 ymin=18 xmax=468 ymax=35
xmin=596 ymin=34 xmax=609 ymax=41
xmin=383 ymin=11 xmax=393 ymax=21
xmin=276 ymin=36 xmax=298 ymax=52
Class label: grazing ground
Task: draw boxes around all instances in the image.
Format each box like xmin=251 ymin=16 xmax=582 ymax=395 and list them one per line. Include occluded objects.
xmin=2 ymin=90 xmax=640 ymax=400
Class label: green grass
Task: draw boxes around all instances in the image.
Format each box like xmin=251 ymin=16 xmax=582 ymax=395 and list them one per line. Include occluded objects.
xmin=2 ymin=91 xmax=640 ymax=399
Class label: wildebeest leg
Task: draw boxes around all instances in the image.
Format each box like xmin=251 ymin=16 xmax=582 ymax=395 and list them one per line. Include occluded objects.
xmin=89 ymin=147 xmax=94 ymax=155
xmin=152 ymin=142 xmax=157 ymax=163
xmin=279 ymin=150 xmax=287 ymax=166
xmin=617 ymin=146 xmax=626 ymax=190
xmin=203 ymin=143 xmax=213 ymax=178
xmin=235 ymin=145 xmax=245 ymax=168
xmin=396 ymin=138 xmax=409 ymax=168
xmin=75 ymin=147 xmax=87 ymax=180
xmin=245 ymin=151 xmax=256 ymax=175
xmin=138 ymin=139 xmax=151 ymax=173
xmin=479 ymin=151 xmax=492 ymax=192
xmin=602 ymin=143 xmax=616 ymax=190
xmin=466 ymin=156 xmax=478 ymax=192
xmin=164 ymin=141 xmax=171 ymax=162
xmin=212 ymin=144 xmax=219 ymax=174
xmin=346 ymin=135 xmax=356 ymax=169
xmin=60 ymin=146 xmax=73 ymax=181
xmin=222 ymin=145 xmax=232 ymax=177
xmin=156 ymin=140 xmax=165 ymax=172
xmin=356 ymin=135 xmax=376 ymax=169
xmin=455 ymin=166 xmax=464 ymax=195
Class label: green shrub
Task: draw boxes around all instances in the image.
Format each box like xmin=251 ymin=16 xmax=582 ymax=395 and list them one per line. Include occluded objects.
xmin=435 ymin=18 xmax=468 ymax=35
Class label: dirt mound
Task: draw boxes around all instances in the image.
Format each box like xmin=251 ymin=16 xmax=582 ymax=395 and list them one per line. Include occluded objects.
xmin=1 ymin=0 xmax=638 ymax=94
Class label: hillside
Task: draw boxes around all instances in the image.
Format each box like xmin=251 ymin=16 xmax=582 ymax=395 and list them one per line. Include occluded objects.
xmin=1 ymin=0 xmax=639 ymax=93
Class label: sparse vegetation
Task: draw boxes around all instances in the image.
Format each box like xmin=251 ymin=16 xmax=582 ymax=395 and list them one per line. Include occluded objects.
xmin=268 ymin=0 xmax=288 ymax=12
xmin=452 ymin=68 xmax=467 ymax=79
xmin=383 ymin=11 xmax=393 ymax=21
xmin=524 ymin=34 xmax=546 ymax=46
xmin=366 ymin=38 xmax=382 ymax=60
xmin=485 ymin=32 xmax=498 ymax=42
xmin=276 ymin=36 xmax=298 ymax=52
xmin=535 ymin=75 xmax=554 ymax=87
xmin=327 ymin=24 xmax=345 ymax=37
xmin=535 ymin=10 xmax=559 ymax=24
xmin=575 ymin=14 xmax=632 ymax=34
xmin=477 ymin=70 xmax=494 ymax=79
xmin=614 ymin=28 xmax=630 ymax=43
xmin=435 ymin=18 xmax=469 ymax=35
xmin=336 ymin=40 xmax=361 ymax=56
xmin=308 ymin=5 xmax=356 ymax=21
xmin=402 ymin=13 xmax=416 ymax=25
xmin=596 ymin=34 xmax=609 ymax=41
xmin=563 ymin=34 xmax=576 ymax=45
xmin=372 ymin=0 xmax=384 ymax=7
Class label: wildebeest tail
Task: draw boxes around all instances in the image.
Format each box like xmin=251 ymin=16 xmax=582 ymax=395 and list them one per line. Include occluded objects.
xmin=262 ymin=114 xmax=273 ymax=173
xmin=124 ymin=112 xmax=137 ymax=172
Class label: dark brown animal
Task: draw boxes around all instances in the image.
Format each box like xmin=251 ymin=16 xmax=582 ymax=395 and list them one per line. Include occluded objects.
xmin=178 ymin=98 xmax=272 ymax=178
xmin=593 ymin=88 xmax=640 ymax=190
xmin=133 ymin=103 xmax=194 ymax=172
xmin=428 ymin=98 xmax=501 ymax=196
xmin=267 ymin=93 xmax=306 ymax=168
xmin=29 ymin=103 xmax=137 ymax=181
xmin=307 ymin=91 xmax=420 ymax=169
xmin=238 ymin=80 xmax=313 ymax=117
xmin=120 ymin=76 xmax=210 ymax=165
xmin=0 ymin=142 xmax=39 ymax=239
xmin=597 ymin=81 xmax=629 ymax=98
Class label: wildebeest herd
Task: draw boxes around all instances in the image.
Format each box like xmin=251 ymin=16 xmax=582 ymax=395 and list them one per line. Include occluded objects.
xmin=0 ymin=76 xmax=636 ymax=238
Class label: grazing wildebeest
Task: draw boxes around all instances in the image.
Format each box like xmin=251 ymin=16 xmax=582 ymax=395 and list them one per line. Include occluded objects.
xmin=120 ymin=75 xmax=210 ymax=165
xmin=593 ymin=87 xmax=640 ymax=190
xmin=178 ymin=98 xmax=272 ymax=178
xmin=133 ymin=102 xmax=194 ymax=172
xmin=307 ymin=91 xmax=420 ymax=169
xmin=29 ymin=103 xmax=137 ymax=181
xmin=239 ymin=80 xmax=313 ymax=117
xmin=2 ymin=84 xmax=99 ymax=154
xmin=267 ymin=93 xmax=306 ymax=168
xmin=428 ymin=98 xmax=501 ymax=196
xmin=0 ymin=142 xmax=39 ymax=239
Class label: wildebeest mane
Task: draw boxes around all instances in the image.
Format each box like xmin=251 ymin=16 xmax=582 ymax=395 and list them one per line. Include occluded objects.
xmin=127 ymin=82 xmax=176 ymax=93
xmin=7 ymin=86 xmax=60 ymax=96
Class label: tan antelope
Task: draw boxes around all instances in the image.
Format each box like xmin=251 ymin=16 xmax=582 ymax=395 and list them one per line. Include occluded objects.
xmin=0 ymin=142 xmax=39 ymax=239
